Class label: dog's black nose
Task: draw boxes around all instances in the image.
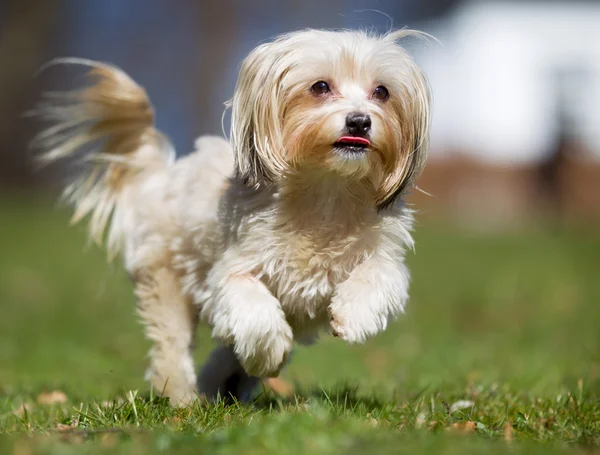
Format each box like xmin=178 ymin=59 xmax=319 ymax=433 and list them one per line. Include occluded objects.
xmin=345 ymin=112 xmax=371 ymax=136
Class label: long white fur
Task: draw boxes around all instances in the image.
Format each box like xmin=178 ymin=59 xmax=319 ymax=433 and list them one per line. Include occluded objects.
xmin=34 ymin=29 xmax=431 ymax=406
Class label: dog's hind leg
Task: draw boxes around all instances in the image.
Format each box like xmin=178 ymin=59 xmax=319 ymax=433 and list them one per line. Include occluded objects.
xmin=135 ymin=267 xmax=199 ymax=406
xmin=198 ymin=345 xmax=295 ymax=403
xmin=197 ymin=345 xmax=261 ymax=403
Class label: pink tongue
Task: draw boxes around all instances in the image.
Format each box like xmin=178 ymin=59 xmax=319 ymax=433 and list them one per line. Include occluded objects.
xmin=337 ymin=136 xmax=370 ymax=146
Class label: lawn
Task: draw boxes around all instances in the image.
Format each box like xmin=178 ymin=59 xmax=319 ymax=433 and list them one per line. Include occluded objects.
xmin=0 ymin=195 xmax=598 ymax=454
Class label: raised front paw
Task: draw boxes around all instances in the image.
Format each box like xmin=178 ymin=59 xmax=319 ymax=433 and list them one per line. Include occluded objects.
xmin=207 ymin=276 xmax=294 ymax=379
xmin=234 ymin=322 xmax=293 ymax=377
xmin=329 ymin=290 xmax=390 ymax=344
xmin=329 ymin=307 xmax=383 ymax=344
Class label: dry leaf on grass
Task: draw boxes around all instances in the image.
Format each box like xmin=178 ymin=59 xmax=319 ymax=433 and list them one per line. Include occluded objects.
xmin=446 ymin=421 xmax=477 ymax=433
xmin=13 ymin=402 xmax=34 ymax=418
xmin=55 ymin=423 xmax=74 ymax=432
xmin=503 ymin=422 xmax=513 ymax=442
xmin=263 ymin=377 xmax=294 ymax=397
xmin=37 ymin=390 xmax=68 ymax=405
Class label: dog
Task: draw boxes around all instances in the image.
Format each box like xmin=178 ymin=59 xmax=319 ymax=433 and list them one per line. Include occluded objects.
xmin=33 ymin=28 xmax=431 ymax=406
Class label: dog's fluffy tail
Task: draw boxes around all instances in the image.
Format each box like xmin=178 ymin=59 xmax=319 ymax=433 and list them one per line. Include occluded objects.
xmin=32 ymin=59 xmax=174 ymax=259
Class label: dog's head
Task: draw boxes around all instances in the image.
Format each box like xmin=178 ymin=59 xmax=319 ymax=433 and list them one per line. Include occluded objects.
xmin=230 ymin=29 xmax=431 ymax=209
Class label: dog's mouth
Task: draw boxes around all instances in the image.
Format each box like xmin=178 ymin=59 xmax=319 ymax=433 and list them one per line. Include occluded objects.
xmin=334 ymin=136 xmax=370 ymax=153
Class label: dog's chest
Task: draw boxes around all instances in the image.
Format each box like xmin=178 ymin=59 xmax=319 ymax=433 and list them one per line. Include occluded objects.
xmin=257 ymin=225 xmax=376 ymax=321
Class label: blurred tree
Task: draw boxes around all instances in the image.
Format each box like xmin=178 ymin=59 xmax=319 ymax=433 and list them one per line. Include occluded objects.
xmin=191 ymin=0 xmax=237 ymax=138
xmin=0 ymin=0 xmax=63 ymax=188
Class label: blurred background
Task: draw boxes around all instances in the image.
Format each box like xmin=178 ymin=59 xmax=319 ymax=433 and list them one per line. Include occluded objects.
xmin=0 ymin=0 xmax=598 ymax=402
xmin=1 ymin=0 xmax=599 ymax=225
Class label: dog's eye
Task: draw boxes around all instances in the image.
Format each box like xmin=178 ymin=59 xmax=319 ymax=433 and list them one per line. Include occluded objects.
xmin=311 ymin=81 xmax=331 ymax=96
xmin=373 ymin=85 xmax=389 ymax=101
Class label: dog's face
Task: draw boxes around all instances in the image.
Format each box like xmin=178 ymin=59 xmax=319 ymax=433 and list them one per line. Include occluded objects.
xmin=230 ymin=29 xmax=430 ymax=208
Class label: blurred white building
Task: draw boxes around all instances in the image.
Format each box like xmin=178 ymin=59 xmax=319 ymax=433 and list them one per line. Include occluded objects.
xmin=418 ymin=0 xmax=600 ymax=165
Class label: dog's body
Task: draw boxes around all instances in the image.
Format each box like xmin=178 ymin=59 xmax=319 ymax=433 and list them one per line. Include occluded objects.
xmin=34 ymin=29 xmax=431 ymax=405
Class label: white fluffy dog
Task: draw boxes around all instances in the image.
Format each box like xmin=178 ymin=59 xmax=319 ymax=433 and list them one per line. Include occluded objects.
xmin=34 ymin=28 xmax=431 ymax=406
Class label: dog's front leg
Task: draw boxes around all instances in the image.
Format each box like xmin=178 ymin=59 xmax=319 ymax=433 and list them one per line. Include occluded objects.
xmin=329 ymin=253 xmax=410 ymax=344
xmin=201 ymin=272 xmax=293 ymax=378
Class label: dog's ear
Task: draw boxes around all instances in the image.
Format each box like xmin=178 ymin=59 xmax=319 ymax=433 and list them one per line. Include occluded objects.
xmin=229 ymin=40 xmax=290 ymax=187
xmin=376 ymin=30 xmax=431 ymax=210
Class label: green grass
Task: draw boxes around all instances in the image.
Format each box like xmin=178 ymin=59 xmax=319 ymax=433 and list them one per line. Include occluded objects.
xmin=0 ymin=195 xmax=599 ymax=454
